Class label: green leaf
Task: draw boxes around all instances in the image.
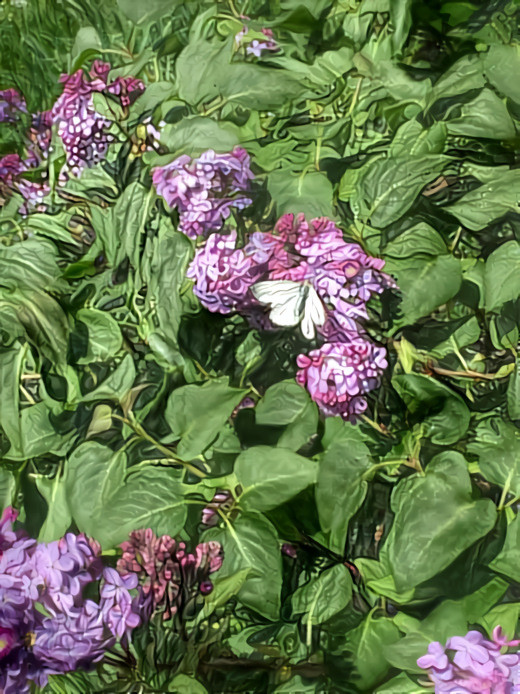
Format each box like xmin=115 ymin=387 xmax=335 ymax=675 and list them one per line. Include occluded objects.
xmin=159 ymin=116 xmax=239 ymax=156
xmin=316 ymin=422 xmax=372 ymax=554
xmin=207 ymin=513 xmax=282 ymax=620
xmin=267 ymin=170 xmax=334 ymax=218
xmin=446 ymin=89 xmax=515 ymax=140
xmin=7 ymin=402 xmax=73 ymax=461
xmin=236 ymin=446 xmax=317 ymax=511
xmin=82 ymin=354 xmax=136 ymax=403
xmin=144 ymin=224 xmax=194 ymax=364
xmin=176 ymin=40 xmax=306 ymax=110
xmin=392 ymin=373 xmax=470 ymax=444
xmin=0 ymin=239 xmax=63 ymax=292
xmin=346 ymin=615 xmax=401 ymax=689
xmin=386 ymin=255 xmax=462 ymax=326
xmin=255 ymin=380 xmax=310 ymax=426
xmin=66 ymin=442 xmax=126 ymax=537
xmin=0 ymin=467 xmax=14 ymax=510
xmin=165 ymin=378 xmax=246 ymax=460
xmin=490 ymin=514 xmax=520 ymax=583
xmin=447 ymin=171 xmax=520 ymax=231
xmin=292 ymin=564 xmax=352 ymax=623
xmin=98 ymin=467 xmax=187 ymax=549
xmin=36 ymin=469 xmax=71 ymax=542
xmin=75 ymin=309 xmax=122 ymax=364
xmin=375 ymin=673 xmax=424 ymax=694
xmin=483 ymin=45 xmax=520 ymax=104
xmin=385 ymin=451 xmax=496 ymax=591
xmin=116 ymin=0 xmax=181 ymax=23
xmin=507 ymin=357 xmax=520 ymax=420
xmin=384 ymin=223 xmax=447 ymax=258
xmin=484 ymin=240 xmax=520 ymax=312
xmin=468 ymin=418 xmax=520 ymax=494
xmin=341 ymin=154 xmax=446 ymax=227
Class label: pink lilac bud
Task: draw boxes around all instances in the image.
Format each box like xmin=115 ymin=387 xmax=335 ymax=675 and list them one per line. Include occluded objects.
xmin=282 ymin=543 xmax=298 ymax=559
xmin=0 ymin=89 xmax=27 ymax=123
xmin=201 ymin=490 xmax=234 ymax=527
xmin=296 ymin=338 xmax=388 ymax=421
xmin=152 ymin=147 xmax=254 ymax=238
xmin=418 ymin=627 xmax=520 ymax=693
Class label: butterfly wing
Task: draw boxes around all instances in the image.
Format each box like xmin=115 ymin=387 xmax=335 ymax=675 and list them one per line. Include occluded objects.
xmin=251 ymin=280 xmax=305 ymax=328
xmin=300 ymin=286 xmax=326 ymax=340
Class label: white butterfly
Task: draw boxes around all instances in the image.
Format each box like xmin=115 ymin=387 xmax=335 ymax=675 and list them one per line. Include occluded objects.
xmin=251 ymin=280 xmax=326 ymax=340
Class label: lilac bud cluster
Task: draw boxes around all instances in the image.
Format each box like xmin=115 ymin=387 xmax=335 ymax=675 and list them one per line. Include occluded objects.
xmin=117 ymin=528 xmax=223 ymax=621
xmin=187 ymin=209 xmax=394 ymax=421
xmin=418 ymin=627 xmax=520 ymax=693
xmin=0 ymin=507 xmax=142 ymax=693
xmin=152 ymin=147 xmax=254 ymax=239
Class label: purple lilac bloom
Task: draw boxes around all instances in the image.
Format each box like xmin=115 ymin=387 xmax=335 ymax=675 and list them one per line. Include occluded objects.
xmin=117 ymin=529 xmax=222 ymax=621
xmin=186 ymin=230 xmax=267 ymax=313
xmin=418 ymin=627 xmax=520 ymax=693
xmin=152 ymin=147 xmax=254 ymax=238
xmin=0 ymin=507 xmax=142 ymax=691
xmin=51 ymin=60 xmax=144 ymax=177
xmin=296 ymin=338 xmax=388 ymax=421
xmin=0 ymin=89 xmax=27 ymax=123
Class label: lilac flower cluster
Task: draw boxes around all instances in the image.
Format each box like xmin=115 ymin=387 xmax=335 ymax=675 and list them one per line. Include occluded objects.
xmin=117 ymin=528 xmax=223 ymax=621
xmin=418 ymin=627 xmax=520 ymax=693
xmin=187 ymin=211 xmax=394 ymax=420
xmin=52 ymin=60 xmax=144 ymax=177
xmin=235 ymin=26 xmax=279 ymax=57
xmin=0 ymin=61 xmax=144 ymax=213
xmin=0 ymin=507 xmax=141 ymax=693
xmin=152 ymin=147 xmax=254 ymax=239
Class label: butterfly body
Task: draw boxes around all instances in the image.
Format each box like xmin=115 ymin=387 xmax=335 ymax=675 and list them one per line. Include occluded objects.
xmin=251 ymin=280 xmax=326 ymax=339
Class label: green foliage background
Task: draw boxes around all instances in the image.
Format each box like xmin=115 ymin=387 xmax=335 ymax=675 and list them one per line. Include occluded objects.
xmin=3 ymin=0 xmax=520 ymax=691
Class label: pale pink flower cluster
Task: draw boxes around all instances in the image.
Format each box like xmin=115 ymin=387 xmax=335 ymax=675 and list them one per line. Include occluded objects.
xmin=188 ymin=211 xmax=394 ymax=420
